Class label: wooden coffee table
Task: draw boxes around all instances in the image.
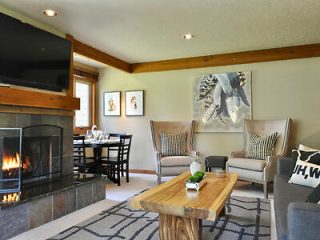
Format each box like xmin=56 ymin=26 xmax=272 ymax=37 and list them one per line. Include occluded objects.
xmin=129 ymin=171 xmax=238 ymax=240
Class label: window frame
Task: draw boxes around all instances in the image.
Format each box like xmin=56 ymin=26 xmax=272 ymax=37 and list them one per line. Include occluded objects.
xmin=73 ymin=75 xmax=97 ymax=135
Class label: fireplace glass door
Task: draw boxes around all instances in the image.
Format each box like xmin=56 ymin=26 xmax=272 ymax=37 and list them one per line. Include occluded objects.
xmin=0 ymin=128 xmax=22 ymax=203
xmin=22 ymin=125 xmax=63 ymax=184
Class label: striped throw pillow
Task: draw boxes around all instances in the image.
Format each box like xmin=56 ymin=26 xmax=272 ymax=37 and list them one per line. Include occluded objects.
xmin=245 ymin=131 xmax=278 ymax=160
xmin=160 ymin=131 xmax=187 ymax=156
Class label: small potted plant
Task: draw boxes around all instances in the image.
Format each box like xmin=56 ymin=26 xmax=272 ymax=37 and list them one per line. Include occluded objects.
xmin=185 ymin=171 xmax=206 ymax=191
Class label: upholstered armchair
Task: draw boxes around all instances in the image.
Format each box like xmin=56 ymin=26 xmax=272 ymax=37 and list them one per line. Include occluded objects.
xmin=150 ymin=120 xmax=198 ymax=184
xmin=226 ymin=119 xmax=292 ymax=198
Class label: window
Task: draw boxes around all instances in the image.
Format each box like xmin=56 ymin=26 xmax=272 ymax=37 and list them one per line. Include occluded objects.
xmin=74 ymin=76 xmax=96 ymax=134
xmin=75 ymin=80 xmax=90 ymax=127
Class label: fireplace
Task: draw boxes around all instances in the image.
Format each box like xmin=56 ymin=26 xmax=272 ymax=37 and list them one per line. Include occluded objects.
xmin=0 ymin=124 xmax=63 ymax=203
xmin=0 ymin=113 xmax=106 ymax=239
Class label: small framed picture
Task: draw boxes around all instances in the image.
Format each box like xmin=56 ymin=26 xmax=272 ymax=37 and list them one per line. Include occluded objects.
xmin=104 ymin=91 xmax=121 ymax=116
xmin=125 ymin=90 xmax=144 ymax=116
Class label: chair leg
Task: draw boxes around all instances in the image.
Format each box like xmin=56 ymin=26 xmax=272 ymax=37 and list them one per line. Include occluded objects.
xmin=126 ymin=163 xmax=129 ymax=183
xmin=263 ymin=182 xmax=268 ymax=199
xmin=157 ymin=174 xmax=161 ymax=185
xmin=117 ymin=164 xmax=121 ymax=186
xmin=121 ymin=163 xmax=124 ymax=177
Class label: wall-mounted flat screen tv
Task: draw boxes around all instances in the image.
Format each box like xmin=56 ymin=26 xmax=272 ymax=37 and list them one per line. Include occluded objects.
xmin=0 ymin=12 xmax=71 ymax=92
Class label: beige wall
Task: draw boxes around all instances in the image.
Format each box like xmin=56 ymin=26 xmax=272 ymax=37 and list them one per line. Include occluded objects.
xmin=97 ymin=57 xmax=320 ymax=171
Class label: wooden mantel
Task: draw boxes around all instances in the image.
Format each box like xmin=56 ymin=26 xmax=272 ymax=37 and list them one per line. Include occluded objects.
xmin=0 ymin=87 xmax=80 ymax=110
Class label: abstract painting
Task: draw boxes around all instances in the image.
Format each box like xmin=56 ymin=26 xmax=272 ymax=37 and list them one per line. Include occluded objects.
xmin=193 ymin=71 xmax=252 ymax=132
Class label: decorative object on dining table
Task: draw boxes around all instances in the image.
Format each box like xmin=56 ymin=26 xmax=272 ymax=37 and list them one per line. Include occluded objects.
xmin=185 ymin=171 xmax=206 ymax=191
xmin=104 ymin=91 xmax=121 ymax=116
xmin=86 ymin=128 xmax=109 ymax=143
xmin=125 ymin=90 xmax=144 ymax=116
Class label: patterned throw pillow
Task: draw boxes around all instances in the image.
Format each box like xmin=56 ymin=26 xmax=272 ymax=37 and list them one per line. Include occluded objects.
xmin=245 ymin=131 xmax=278 ymax=160
xmin=160 ymin=131 xmax=187 ymax=156
xmin=289 ymin=160 xmax=320 ymax=188
xmin=289 ymin=150 xmax=320 ymax=188
xmin=289 ymin=149 xmax=320 ymax=177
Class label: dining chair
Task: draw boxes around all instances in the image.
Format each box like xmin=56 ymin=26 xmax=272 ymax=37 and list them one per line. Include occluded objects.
xmin=73 ymin=135 xmax=87 ymax=173
xmin=102 ymin=134 xmax=132 ymax=186
xmin=107 ymin=133 xmax=126 ymax=175
xmin=99 ymin=133 xmax=125 ymax=168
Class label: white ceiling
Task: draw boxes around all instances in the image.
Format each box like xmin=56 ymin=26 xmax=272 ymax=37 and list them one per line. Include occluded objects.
xmin=0 ymin=0 xmax=320 ymax=64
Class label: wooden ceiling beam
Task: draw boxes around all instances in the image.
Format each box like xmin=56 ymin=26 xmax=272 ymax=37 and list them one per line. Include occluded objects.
xmin=72 ymin=39 xmax=131 ymax=73
xmin=131 ymin=43 xmax=320 ymax=73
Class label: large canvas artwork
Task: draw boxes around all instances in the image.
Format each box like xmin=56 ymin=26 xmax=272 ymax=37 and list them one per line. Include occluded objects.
xmin=193 ymin=71 xmax=252 ymax=132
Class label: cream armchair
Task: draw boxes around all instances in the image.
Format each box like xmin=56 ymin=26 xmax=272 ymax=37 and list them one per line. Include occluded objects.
xmin=226 ymin=119 xmax=292 ymax=198
xmin=150 ymin=120 xmax=198 ymax=184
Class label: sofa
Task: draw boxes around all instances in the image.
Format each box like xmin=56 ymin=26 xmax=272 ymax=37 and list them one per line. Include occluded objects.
xmin=274 ymin=157 xmax=320 ymax=240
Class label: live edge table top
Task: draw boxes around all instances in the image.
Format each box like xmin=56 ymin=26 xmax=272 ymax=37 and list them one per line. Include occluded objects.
xmin=129 ymin=172 xmax=238 ymax=221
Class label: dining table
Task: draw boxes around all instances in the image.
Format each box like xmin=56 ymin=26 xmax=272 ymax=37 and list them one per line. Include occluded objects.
xmin=73 ymin=138 xmax=121 ymax=174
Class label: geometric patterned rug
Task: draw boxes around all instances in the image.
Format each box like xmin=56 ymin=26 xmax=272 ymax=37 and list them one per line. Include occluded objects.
xmin=48 ymin=196 xmax=270 ymax=240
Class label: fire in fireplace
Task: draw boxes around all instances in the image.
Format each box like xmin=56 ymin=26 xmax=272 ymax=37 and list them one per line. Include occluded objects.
xmin=1 ymin=192 xmax=20 ymax=203
xmin=2 ymin=152 xmax=20 ymax=173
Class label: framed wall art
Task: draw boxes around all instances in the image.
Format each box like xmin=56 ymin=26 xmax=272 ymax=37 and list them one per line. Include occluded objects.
xmin=125 ymin=90 xmax=144 ymax=116
xmin=104 ymin=91 xmax=121 ymax=116
xmin=193 ymin=71 xmax=252 ymax=132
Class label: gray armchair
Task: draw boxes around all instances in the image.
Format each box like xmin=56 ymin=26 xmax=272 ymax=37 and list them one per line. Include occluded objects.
xmin=226 ymin=119 xmax=292 ymax=198
xmin=150 ymin=120 xmax=198 ymax=184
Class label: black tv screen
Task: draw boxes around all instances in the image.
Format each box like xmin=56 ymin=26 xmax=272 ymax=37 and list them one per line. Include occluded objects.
xmin=0 ymin=12 xmax=71 ymax=92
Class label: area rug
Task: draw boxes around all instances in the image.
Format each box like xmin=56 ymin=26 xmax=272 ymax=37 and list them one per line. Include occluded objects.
xmin=48 ymin=196 xmax=270 ymax=240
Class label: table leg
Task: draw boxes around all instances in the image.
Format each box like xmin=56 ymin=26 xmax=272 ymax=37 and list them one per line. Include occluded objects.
xmin=93 ymin=147 xmax=102 ymax=173
xmin=159 ymin=213 xmax=201 ymax=240
xmin=218 ymin=206 xmax=226 ymax=217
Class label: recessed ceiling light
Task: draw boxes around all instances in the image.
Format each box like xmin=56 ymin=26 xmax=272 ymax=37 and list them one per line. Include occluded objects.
xmin=42 ymin=9 xmax=58 ymax=17
xmin=183 ymin=33 xmax=194 ymax=40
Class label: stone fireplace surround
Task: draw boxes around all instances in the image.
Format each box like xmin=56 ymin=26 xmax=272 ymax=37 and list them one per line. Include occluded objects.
xmin=0 ymin=111 xmax=106 ymax=240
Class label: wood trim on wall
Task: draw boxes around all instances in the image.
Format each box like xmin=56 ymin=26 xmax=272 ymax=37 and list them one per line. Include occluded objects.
xmin=73 ymin=39 xmax=132 ymax=73
xmin=129 ymin=169 xmax=157 ymax=175
xmin=0 ymin=87 xmax=80 ymax=110
xmin=0 ymin=105 xmax=74 ymax=116
xmin=66 ymin=34 xmax=75 ymax=97
xmin=131 ymin=43 xmax=320 ymax=73
xmin=92 ymin=81 xmax=97 ymax=125
xmin=74 ymin=69 xmax=98 ymax=82
xmin=74 ymin=61 xmax=99 ymax=75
